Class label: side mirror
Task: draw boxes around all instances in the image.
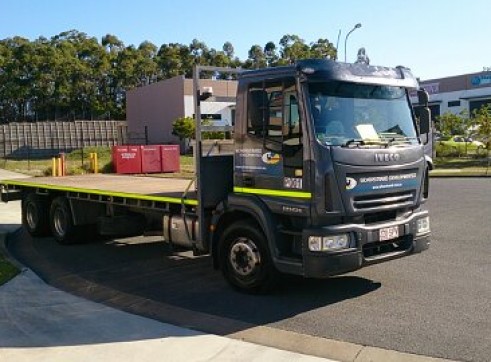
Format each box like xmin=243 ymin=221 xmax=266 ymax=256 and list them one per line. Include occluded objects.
xmin=419 ymin=107 xmax=431 ymax=135
xmin=417 ymin=89 xmax=429 ymax=106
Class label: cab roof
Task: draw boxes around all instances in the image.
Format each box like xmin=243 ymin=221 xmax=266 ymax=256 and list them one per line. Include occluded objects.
xmin=239 ymin=59 xmax=419 ymax=89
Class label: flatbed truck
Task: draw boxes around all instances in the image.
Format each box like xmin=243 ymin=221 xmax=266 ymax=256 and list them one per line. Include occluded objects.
xmin=1 ymin=59 xmax=433 ymax=293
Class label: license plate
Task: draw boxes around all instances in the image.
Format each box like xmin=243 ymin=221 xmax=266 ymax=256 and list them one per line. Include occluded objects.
xmin=379 ymin=226 xmax=399 ymax=241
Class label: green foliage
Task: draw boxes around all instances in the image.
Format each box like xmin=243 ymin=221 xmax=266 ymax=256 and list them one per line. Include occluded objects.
xmin=436 ymin=111 xmax=466 ymax=136
xmin=0 ymin=255 xmax=19 ymax=286
xmin=473 ymin=104 xmax=491 ymax=149
xmin=0 ymin=31 xmax=338 ymax=123
xmin=472 ymin=104 xmax=491 ymax=174
xmin=172 ymin=117 xmax=195 ymax=140
xmin=66 ymin=146 xmax=111 ymax=160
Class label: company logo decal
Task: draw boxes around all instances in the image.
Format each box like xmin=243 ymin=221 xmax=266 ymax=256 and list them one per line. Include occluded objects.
xmin=346 ymin=172 xmax=418 ymax=193
xmin=346 ymin=177 xmax=358 ymax=190
xmin=262 ymin=152 xmax=281 ymax=165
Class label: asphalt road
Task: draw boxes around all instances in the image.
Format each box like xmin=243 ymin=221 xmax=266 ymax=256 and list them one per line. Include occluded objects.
xmin=7 ymin=178 xmax=491 ymax=362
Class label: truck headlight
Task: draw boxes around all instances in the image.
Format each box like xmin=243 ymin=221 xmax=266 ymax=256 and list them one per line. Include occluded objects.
xmin=416 ymin=216 xmax=430 ymax=236
xmin=308 ymin=234 xmax=350 ymax=251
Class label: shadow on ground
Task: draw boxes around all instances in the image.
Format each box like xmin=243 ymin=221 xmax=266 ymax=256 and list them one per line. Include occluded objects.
xmin=6 ymin=227 xmax=380 ymax=344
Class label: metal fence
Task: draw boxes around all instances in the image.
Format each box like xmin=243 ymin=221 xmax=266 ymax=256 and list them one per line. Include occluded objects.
xmin=0 ymin=121 xmax=127 ymax=159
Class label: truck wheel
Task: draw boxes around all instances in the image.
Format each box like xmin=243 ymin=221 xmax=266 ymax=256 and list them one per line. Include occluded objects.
xmin=219 ymin=221 xmax=277 ymax=293
xmin=22 ymin=193 xmax=50 ymax=236
xmin=49 ymin=197 xmax=81 ymax=244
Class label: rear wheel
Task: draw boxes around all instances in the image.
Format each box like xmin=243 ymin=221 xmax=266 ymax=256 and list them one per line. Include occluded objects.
xmin=219 ymin=221 xmax=277 ymax=293
xmin=49 ymin=197 xmax=82 ymax=244
xmin=22 ymin=193 xmax=50 ymax=236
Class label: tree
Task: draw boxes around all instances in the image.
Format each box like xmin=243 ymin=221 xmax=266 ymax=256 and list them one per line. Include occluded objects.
xmin=102 ymin=34 xmax=124 ymax=53
xmin=264 ymin=41 xmax=278 ymax=67
xmin=278 ymin=34 xmax=310 ymax=64
xmin=245 ymin=45 xmax=266 ymax=69
xmin=437 ymin=111 xmax=465 ymax=136
xmin=472 ymin=104 xmax=491 ymax=174
xmin=310 ymin=38 xmax=336 ymax=59
xmin=437 ymin=110 xmax=475 ymax=156
xmin=222 ymin=41 xmax=234 ymax=59
xmin=190 ymin=38 xmax=209 ymax=66
xmin=172 ymin=116 xmax=195 ymax=150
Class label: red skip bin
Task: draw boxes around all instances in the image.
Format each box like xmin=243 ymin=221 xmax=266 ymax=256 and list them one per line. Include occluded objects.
xmin=161 ymin=145 xmax=180 ymax=173
xmin=112 ymin=146 xmax=142 ymax=174
xmin=141 ymin=145 xmax=162 ymax=173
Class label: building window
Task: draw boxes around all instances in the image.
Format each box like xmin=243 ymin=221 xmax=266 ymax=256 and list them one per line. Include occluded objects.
xmin=448 ymin=100 xmax=460 ymax=107
xmin=201 ymin=114 xmax=222 ymax=120
xmin=470 ymin=99 xmax=491 ymax=114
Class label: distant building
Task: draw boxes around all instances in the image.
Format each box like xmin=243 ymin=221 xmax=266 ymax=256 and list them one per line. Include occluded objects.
xmin=411 ymin=70 xmax=491 ymax=121
xmin=126 ymin=76 xmax=237 ymax=144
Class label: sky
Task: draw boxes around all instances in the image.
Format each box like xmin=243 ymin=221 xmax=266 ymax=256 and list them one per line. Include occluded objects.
xmin=1 ymin=0 xmax=490 ymax=81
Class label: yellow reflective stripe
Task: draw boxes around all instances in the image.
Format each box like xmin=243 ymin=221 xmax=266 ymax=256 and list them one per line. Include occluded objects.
xmin=1 ymin=180 xmax=198 ymax=206
xmin=234 ymin=187 xmax=312 ymax=199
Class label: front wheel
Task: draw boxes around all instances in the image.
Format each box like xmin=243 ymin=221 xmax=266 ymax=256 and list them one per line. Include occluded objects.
xmin=218 ymin=221 xmax=277 ymax=293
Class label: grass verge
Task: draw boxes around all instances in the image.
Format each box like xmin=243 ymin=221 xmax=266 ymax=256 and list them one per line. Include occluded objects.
xmin=432 ymin=157 xmax=491 ymax=176
xmin=0 ymin=254 xmax=19 ymax=286
xmin=0 ymin=148 xmax=195 ymax=177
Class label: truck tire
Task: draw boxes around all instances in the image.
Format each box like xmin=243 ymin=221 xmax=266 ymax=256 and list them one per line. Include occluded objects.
xmin=49 ymin=196 xmax=82 ymax=244
xmin=22 ymin=193 xmax=50 ymax=237
xmin=218 ymin=220 xmax=277 ymax=293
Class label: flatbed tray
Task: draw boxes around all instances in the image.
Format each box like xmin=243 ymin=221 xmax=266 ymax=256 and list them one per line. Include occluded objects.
xmin=1 ymin=174 xmax=197 ymax=205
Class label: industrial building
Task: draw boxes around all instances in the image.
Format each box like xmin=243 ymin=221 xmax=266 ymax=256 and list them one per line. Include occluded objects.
xmin=126 ymin=76 xmax=237 ymax=145
xmin=411 ymin=70 xmax=491 ymax=120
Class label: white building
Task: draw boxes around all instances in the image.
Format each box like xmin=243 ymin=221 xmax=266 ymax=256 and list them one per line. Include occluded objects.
xmin=411 ymin=71 xmax=491 ymax=121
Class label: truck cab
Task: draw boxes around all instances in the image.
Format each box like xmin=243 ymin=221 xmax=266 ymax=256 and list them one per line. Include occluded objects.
xmin=213 ymin=59 xmax=431 ymax=292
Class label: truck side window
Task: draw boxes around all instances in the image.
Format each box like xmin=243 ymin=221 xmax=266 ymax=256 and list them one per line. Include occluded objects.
xmin=283 ymin=81 xmax=301 ymax=143
xmin=247 ymin=79 xmax=299 ymax=144
xmin=247 ymin=82 xmax=267 ymax=137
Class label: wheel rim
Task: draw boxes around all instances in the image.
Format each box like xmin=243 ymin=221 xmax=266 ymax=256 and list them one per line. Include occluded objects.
xmin=229 ymin=237 xmax=261 ymax=276
xmin=53 ymin=207 xmax=67 ymax=238
xmin=26 ymin=202 xmax=38 ymax=230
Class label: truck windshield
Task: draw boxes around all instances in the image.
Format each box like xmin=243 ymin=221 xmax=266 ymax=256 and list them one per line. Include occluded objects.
xmin=308 ymin=82 xmax=418 ymax=147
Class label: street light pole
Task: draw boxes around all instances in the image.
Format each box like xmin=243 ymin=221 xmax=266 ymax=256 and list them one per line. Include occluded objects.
xmin=344 ymin=23 xmax=362 ymax=63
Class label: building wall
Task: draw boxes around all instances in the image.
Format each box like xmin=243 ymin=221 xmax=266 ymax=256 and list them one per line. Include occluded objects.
xmin=183 ymin=78 xmax=237 ymax=97
xmin=183 ymin=96 xmax=235 ymax=125
xmin=126 ymin=76 xmax=185 ymax=144
xmin=127 ymin=77 xmax=238 ymax=144
xmin=412 ymin=71 xmax=491 ymax=118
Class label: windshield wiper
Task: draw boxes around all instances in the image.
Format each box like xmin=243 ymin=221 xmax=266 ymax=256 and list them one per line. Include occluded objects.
xmin=383 ymin=136 xmax=419 ymax=146
xmin=342 ymin=138 xmax=389 ymax=148
xmin=342 ymin=139 xmax=367 ymax=148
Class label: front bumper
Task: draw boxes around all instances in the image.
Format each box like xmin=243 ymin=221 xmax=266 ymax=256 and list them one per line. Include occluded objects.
xmin=302 ymin=210 xmax=430 ymax=278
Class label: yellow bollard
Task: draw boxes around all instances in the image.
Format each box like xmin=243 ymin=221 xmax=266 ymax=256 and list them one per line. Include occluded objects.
xmin=57 ymin=158 xmax=60 ymax=177
xmin=89 ymin=153 xmax=99 ymax=174
xmin=52 ymin=158 xmax=57 ymax=177
xmin=93 ymin=152 xmax=98 ymax=174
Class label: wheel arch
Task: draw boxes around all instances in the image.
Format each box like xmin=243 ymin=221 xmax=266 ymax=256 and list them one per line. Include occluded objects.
xmin=210 ymin=194 xmax=278 ymax=269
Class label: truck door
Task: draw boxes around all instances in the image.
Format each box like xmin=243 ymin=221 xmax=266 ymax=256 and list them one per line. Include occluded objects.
xmin=237 ymin=78 xmax=304 ymax=192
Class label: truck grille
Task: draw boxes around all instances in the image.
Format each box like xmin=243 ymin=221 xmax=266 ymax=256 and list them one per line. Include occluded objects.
xmin=353 ymin=191 xmax=414 ymax=211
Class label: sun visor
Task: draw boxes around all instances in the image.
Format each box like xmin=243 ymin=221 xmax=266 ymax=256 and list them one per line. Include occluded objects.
xmin=297 ymin=59 xmax=419 ymax=89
